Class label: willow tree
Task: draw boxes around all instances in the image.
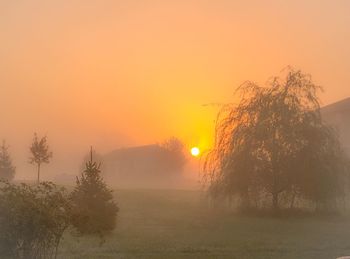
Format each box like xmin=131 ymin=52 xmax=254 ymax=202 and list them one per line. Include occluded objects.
xmin=204 ymin=69 xmax=349 ymax=210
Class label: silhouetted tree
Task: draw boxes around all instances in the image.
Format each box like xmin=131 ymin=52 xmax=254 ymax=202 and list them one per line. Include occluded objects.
xmin=0 ymin=140 xmax=15 ymax=181
xmin=29 ymin=133 xmax=53 ymax=184
xmin=204 ymin=68 xmax=350 ymax=211
xmin=294 ymin=124 xmax=350 ymax=210
xmin=70 ymin=147 xmax=118 ymax=237
xmin=160 ymin=137 xmax=187 ymax=172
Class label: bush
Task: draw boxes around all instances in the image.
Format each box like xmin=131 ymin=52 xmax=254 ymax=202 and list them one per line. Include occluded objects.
xmin=0 ymin=180 xmax=71 ymax=259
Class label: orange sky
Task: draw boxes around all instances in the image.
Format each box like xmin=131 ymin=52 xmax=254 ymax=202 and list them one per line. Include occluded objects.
xmin=1 ymin=0 xmax=350 ymax=179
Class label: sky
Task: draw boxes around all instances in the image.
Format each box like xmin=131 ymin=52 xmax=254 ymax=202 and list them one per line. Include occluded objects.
xmin=1 ymin=0 xmax=350 ymax=179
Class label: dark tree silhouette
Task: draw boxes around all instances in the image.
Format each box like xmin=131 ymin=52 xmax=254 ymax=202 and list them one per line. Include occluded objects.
xmin=160 ymin=137 xmax=187 ymax=173
xmin=204 ymin=69 xmax=350 ymax=211
xmin=29 ymin=133 xmax=53 ymax=184
xmin=0 ymin=140 xmax=15 ymax=181
xmin=70 ymin=147 xmax=118 ymax=237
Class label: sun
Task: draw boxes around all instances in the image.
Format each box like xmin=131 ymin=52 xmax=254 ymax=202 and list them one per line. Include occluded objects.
xmin=191 ymin=147 xmax=200 ymax=157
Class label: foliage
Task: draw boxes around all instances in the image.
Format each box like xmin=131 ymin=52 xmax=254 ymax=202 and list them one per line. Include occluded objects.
xmin=0 ymin=180 xmax=71 ymax=259
xmin=160 ymin=137 xmax=187 ymax=173
xmin=70 ymin=148 xmax=119 ymax=237
xmin=80 ymin=148 xmax=106 ymax=174
xmin=0 ymin=140 xmax=16 ymax=181
xmin=204 ymin=69 xmax=350 ymax=211
xmin=29 ymin=133 xmax=53 ymax=183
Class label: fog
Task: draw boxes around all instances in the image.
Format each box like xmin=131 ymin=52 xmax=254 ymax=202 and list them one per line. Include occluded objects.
xmin=1 ymin=0 xmax=350 ymax=187
xmin=3 ymin=2 xmax=350 ymax=259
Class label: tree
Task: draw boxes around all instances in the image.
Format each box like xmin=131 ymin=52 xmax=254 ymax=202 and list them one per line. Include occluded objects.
xmin=0 ymin=180 xmax=71 ymax=259
xmin=0 ymin=140 xmax=16 ymax=181
xmin=70 ymin=147 xmax=118 ymax=237
xmin=160 ymin=137 xmax=187 ymax=173
xmin=80 ymin=148 xmax=106 ymax=174
xmin=204 ymin=69 xmax=350 ymax=211
xmin=294 ymin=124 xmax=350 ymax=210
xmin=29 ymin=133 xmax=53 ymax=184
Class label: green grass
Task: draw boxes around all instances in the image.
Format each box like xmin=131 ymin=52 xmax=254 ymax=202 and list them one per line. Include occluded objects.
xmin=58 ymin=189 xmax=350 ymax=259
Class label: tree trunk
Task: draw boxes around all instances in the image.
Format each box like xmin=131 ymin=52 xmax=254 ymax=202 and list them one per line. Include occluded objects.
xmin=272 ymin=192 xmax=279 ymax=210
xmin=228 ymin=194 xmax=233 ymax=210
xmin=37 ymin=163 xmax=41 ymax=184
xmin=290 ymin=191 xmax=297 ymax=209
xmin=240 ymin=187 xmax=250 ymax=210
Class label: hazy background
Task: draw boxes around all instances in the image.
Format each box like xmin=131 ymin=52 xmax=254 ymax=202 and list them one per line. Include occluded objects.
xmin=1 ymin=0 xmax=350 ymax=181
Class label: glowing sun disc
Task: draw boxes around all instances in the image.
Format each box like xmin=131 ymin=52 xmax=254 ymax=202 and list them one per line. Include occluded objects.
xmin=191 ymin=147 xmax=200 ymax=157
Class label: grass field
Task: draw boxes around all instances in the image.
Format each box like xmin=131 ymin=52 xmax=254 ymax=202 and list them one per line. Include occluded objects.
xmin=58 ymin=189 xmax=350 ymax=259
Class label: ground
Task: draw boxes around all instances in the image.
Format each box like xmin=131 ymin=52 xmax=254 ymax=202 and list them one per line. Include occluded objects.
xmin=58 ymin=189 xmax=350 ymax=259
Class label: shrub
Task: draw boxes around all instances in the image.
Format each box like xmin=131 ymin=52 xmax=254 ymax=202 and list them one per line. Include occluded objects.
xmin=0 ymin=180 xmax=71 ymax=259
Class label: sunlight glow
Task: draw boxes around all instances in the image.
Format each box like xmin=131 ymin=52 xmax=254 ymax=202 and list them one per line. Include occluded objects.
xmin=191 ymin=147 xmax=200 ymax=157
